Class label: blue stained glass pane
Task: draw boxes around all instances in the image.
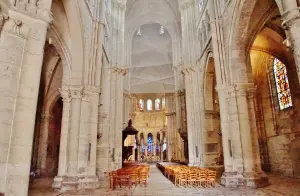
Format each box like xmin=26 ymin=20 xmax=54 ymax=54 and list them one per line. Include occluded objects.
xmin=273 ymin=58 xmax=293 ymax=110
xmin=147 ymin=136 xmax=153 ymax=153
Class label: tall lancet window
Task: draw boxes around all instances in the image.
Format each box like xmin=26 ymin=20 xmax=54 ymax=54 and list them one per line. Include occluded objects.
xmin=147 ymin=99 xmax=153 ymax=111
xmin=139 ymin=99 xmax=144 ymax=111
xmin=198 ymin=0 xmax=204 ymax=10
xmin=273 ymin=58 xmax=293 ymax=110
xmin=147 ymin=134 xmax=153 ymax=153
xmin=155 ymin=98 xmax=161 ymax=111
xmin=162 ymin=97 xmax=166 ymax=109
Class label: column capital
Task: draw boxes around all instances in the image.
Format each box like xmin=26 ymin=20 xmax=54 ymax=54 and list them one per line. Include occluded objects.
xmin=111 ymin=67 xmax=128 ymax=76
xmin=172 ymin=64 xmax=184 ymax=71
xmin=59 ymin=88 xmax=71 ymax=103
xmin=166 ymin=112 xmax=176 ymax=117
xmin=69 ymin=86 xmax=84 ymax=99
xmin=282 ymin=7 xmax=300 ymax=30
xmin=215 ymin=84 xmax=233 ymax=93
xmin=82 ymin=86 xmax=100 ymax=101
xmin=181 ymin=66 xmax=197 ymax=75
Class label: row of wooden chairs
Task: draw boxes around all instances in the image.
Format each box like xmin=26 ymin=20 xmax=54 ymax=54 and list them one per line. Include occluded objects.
xmin=108 ymin=165 xmax=150 ymax=189
xmin=162 ymin=165 xmax=217 ymax=188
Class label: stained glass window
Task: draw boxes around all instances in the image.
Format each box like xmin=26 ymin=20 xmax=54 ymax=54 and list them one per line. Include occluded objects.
xmin=147 ymin=135 xmax=153 ymax=153
xmin=155 ymin=98 xmax=161 ymax=110
xmin=198 ymin=0 xmax=204 ymax=10
xmin=163 ymin=137 xmax=167 ymax=151
xmin=147 ymin=99 xmax=153 ymax=111
xmin=139 ymin=99 xmax=144 ymax=110
xmin=273 ymin=58 xmax=293 ymax=110
xmin=142 ymin=143 xmax=145 ymax=153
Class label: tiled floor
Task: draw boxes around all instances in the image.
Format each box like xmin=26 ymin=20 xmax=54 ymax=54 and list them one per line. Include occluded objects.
xmin=29 ymin=165 xmax=300 ymax=196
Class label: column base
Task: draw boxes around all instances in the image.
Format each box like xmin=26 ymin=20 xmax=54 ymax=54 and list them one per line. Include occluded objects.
xmin=243 ymin=172 xmax=269 ymax=188
xmin=221 ymin=172 xmax=244 ymax=188
xmin=52 ymin=175 xmax=99 ymax=191
xmin=221 ymin=172 xmax=269 ymax=188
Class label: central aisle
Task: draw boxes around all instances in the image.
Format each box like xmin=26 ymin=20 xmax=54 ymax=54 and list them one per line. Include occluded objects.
xmin=129 ymin=164 xmax=265 ymax=196
xmin=132 ymin=164 xmax=184 ymax=196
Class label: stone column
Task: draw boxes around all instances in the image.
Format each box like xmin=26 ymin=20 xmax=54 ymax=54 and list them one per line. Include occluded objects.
xmin=53 ymin=88 xmax=71 ymax=187
xmin=113 ymin=68 xmax=127 ymax=168
xmin=153 ymin=139 xmax=157 ymax=156
xmin=53 ymin=86 xmax=100 ymax=190
xmin=281 ymin=1 xmax=300 ymax=84
xmin=0 ymin=8 xmax=51 ymax=195
xmin=77 ymin=86 xmax=100 ymax=189
xmin=132 ymin=147 xmax=135 ymax=162
xmin=67 ymin=87 xmax=83 ymax=178
xmin=218 ymin=84 xmax=268 ymax=188
xmin=96 ymin=65 xmax=112 ymax=186
xmin=181 ymin=67 xmax=204 ymax=166
xmin=160 ymin=143 xmax=164 ymax=161
xmin=137 ymin=144 xmax=140 ymax=161
xmin=37 ymin=113 xmax=53 ymax=176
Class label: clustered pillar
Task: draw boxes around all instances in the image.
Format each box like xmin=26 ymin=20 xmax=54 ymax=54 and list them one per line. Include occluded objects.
xmin=216 ymin=84 xmax=268 ymax=188
xmin=281 ymin=0 xmax=300 ymax=85
xmin=0 ymin=4 xmax=51 ymax=195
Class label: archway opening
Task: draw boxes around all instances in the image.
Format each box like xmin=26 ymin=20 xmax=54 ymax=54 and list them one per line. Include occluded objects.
xmin=248 ymin=0 xmax=300 ymax=175
xmin=203 ymin=57 xmax=223 ymax=170
xmin=29 ymin=41 xmax=64 ymax=190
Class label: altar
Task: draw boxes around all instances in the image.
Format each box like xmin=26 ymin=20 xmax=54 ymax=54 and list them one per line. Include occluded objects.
xmin=143 ymin=155 xmax=160 ymax=162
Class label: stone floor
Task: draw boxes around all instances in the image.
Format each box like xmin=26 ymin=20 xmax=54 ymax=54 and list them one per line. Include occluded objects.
xmin=29 ymin=165 xmax=300 ymax=196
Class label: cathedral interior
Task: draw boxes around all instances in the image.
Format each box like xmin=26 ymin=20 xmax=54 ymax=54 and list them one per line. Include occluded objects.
xmin=0 ymin=0 xmax=300 ymax=196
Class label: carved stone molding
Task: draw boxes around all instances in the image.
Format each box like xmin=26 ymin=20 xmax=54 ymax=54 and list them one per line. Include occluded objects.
xmin=0 ymin=9 xmax=9 ymax=33
xmin=282 ymin=7 xmax=300 ymax=30
xmin=165 ymin=112 xmax=176 ymax=117
xmin=69 ymin=86 xmax=84 ymax=99
xmin=82 ymin=85 xmax=101 ymax=101
xmin=59 ymin=88 xmax=71 ymax=103
xmin=2 ymin=17 xmax=29 ymax=38
xmin=234 ymin=83 xmax=255 ymax=98
xmin=111 ymin=67 xmax=128 ymax=76
xmin=181 ymin=66 xmax=197 ymax=75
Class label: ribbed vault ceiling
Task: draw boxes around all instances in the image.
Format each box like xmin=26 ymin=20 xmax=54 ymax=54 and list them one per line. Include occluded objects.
xmin=126 ymin=0 xmax=180 ymax=93
xmin=130 ymin=23 xmax=174 ymax=93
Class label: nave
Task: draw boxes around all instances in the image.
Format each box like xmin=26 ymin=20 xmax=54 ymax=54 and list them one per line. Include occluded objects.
xmin=28 ymin=164 xmax=300 ymax=196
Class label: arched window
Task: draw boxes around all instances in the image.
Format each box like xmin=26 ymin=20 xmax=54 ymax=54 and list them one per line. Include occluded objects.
xmin=198 ymin=0 xmax=204 ymax=10
xmin=138 ymin=99 xmax=144 ymax=110
xmin=155 ymin=98 xmax=161 ymax=110
xmin=147 ymin=99 xmax=153 ymax=111
xmin=163 ymin=137 xmax=167 ymax=151
xmin=162 ymin=97 xmax=166 ymax=109
xmin=147 ymin=134 xmax=153 ymax=153
xmin=273 ymin=58 xmax=292 ymax=110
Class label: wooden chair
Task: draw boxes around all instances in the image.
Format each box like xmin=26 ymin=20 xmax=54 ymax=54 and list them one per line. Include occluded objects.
xmin=206 ymin=170 xmax=217 ymax=187
xmin=109 ymin=171 xmax=117 ymax=189
xmin=187 ymin=172 xmax=198 ymax=188
xmin=139 ymin=172 xmax=148 ymax=187
xmin=130 ymin=173 xmax=139 ymax=187
xmin=178 ymin=173 xmax=188 ymax=188
xmin=198 ymin=171 xmax=207 ymax=188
